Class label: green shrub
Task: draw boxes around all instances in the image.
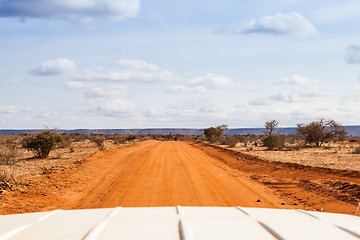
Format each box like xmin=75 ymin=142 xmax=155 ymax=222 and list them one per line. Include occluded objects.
xmin=22 ymin=129 xmax=63 ymax=158
xmin=204 ymin=125 xmax=227 ymax=143
xmin=262 ymin=135 xmax=285 ymax=150
xmin=126 ymin=135 xmax=137 ymax=141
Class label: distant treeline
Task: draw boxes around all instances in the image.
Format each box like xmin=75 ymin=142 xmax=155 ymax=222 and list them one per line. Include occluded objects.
xmin=1 ymin=126 xmax=360 ymax=136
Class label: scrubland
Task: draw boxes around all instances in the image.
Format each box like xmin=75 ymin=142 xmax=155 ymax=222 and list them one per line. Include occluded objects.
xmin=0 ymin=133 xmax=359 ymax=215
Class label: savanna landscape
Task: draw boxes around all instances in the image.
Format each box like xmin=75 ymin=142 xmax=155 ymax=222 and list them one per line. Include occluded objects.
xmin=1 ymin=121 xmax=359 ymax=216
xmin=2 ymin=1 xmax=360 ymax=239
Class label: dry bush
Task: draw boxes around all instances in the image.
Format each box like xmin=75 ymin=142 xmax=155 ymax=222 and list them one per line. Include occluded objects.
xmin=111 ymin=134 xmax=127 ymax=145
xmin=296 ymin=119 xmax=347 ymax=147
xmin=222 ymin=135 xmax=241 ymax=148
xmin=0 ymin=148 xmax=18 ymax=165
xmin=40 ymin=166 xmax=56 ymax=175
xmin=283 ymin=135 xmax=301 ymax=145
xmin=262 ymin=135 xmax=285 ymax=150
xmin=126 ymin=135 xmax=137 ymax=142
xmin=285 ymin=143 xmax=305 ymax=151
xmin=163 ymin=135 xmax=173 ymax=141
xmin=89 ymin=134 xmax=105 ymax=147
xmin=353 ymin=146 xmax=360 ymax=154
xmin=22 ymin=130 xmax=63 ymax=158
xmin=0 ymin=135 xmax=20 ymax=165
xmin=246 ymin=147 xmax=254 ymax=152
xmin=69 ymin=133 xmax=88 ymax=142
xmin=0 ymin=170 xmax=14 ymax=191
xmin=60 ymin=133 xmax=72 ymax=148
xmin=0 ymin=170 xmax=11 ymax=183
xmin=173 ymin=134 xmax=186 ymax=141
xmin=189 ymin=135 xmax=206 ymax=142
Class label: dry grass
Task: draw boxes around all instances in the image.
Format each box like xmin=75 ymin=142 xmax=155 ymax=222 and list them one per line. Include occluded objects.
xmin=0 ymin=134 xmax=137 ymax=193
xmin=353 ymin=146 xmax=360 ymax=154
xmin=228 ymin=141 xmax=360 ymax=171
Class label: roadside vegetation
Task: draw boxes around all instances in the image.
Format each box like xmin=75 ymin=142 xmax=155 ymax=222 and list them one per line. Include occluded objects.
xmin=200 ymin=119 xmax=359 ymax=171
xmin=1 ymin=118 xmax=359 ymax=195
xmin=262 ymin=120 xmax=285 ymax=150
xmin=0 ymin=131 xmax=149 ymax=195
xmin=22 ymin=129 xmax=63 ymax=159
xmin=202 ymin=118 xmax=351 ymax=151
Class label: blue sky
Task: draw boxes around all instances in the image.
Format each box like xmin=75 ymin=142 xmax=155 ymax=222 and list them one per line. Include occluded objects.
xmin=0 ymin=0 xmax=360 ymax=129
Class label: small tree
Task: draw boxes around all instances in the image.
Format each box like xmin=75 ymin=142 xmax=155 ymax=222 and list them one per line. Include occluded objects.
xmin=22 ymin=129 xmax=63 ymax=158
xmin=203 ymin=124 xmax=228 ymax=143
xmin=262 ymin=120 xmax=283 ymax=150
xmin=296 ymin=119 xmax=347 ymax=147
xmin=263 ymin=120 xmax=279 ymax=136
xmin=216 ymin=124 xmax=228 ymax=135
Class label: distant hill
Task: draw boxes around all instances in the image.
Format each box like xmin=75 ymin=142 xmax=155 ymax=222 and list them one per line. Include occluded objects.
xmin=1 ymin=126 xmax=360 ymax=136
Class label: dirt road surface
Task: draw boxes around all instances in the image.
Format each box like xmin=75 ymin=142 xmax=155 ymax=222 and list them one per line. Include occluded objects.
xmin=1 ymin=141 xmax=359 ymax=215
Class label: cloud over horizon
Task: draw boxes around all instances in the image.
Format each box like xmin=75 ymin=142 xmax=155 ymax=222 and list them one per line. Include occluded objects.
xmin=165 ymin=73 xmax=233 ymax=94
xmin=234 ymin=12 xmax=318 ymax=37
xmin=88 ymin=99 xmax=136 ymax=117
xmin=0 ymin=0 xmax=140 ymax=22
xmin=249 ymin=74 xmax=330 ymax=106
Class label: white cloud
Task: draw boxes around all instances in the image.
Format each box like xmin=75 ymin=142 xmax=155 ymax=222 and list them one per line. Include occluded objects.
xmin=89 ymin=99 xmax=136 ymax=117
xmin=144 ymin=98 xmax=228 ymax=123
xmin=165 ymin=73 xmax=233 ymax=94
xmin=84 ymin=85 xmax=127 ymax=99
xmin=112 ymin=59 xmax=160 ymax=72
xmin=164 ymin=85 xmax=207 ymax=94
xmin=0 ymin=104 xmax=32 ymax=113
xmin=268 ymin=89 xmax=331 ymax=104
xmin=66 ymin=81 xmax=134 ymax=117
xmin=0 ymin=0 xmax=140 ymax=22
xmin=73 ymin=59 xmax=177 ymax=83
xmin=345 ymin=45 xmax=360 ymax=64
xmin=248 ymin=98 xmax=270 ymax=106
xmin=250 ymin=75 xmax=331 ymax=105
xmin=65 ymin=81 xmax=94 ymax=89
xmin=270 ymin=91 xmax=301 ymax=103
xmin=189 ymin=73 xmax=233 ymax=89
xmin=31 ymin=58 xmax=77 ymax=76
xmin=340 ymin=91 xmax=360 ymax=105
xmin=0 ymin=105 xmax=19 ymax=113
xmin=236 ymin=12 xmax=318 ymax=37
xmin=279 ymin=74 xmax=320 ymax=86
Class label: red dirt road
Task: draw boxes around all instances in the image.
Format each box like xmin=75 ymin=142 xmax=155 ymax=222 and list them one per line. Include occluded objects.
xmin=63 ymin=140 xmax=282 ymax=209
xmin=1 ymin=141 xmax=359 ymax=215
